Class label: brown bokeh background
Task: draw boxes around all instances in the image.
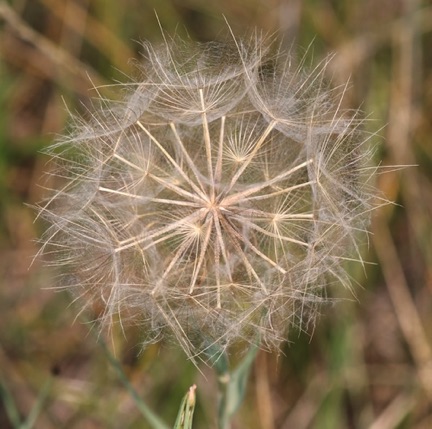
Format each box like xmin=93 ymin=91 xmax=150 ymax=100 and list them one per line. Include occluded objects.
xmin=1 ymin=0 xmax=432 ymax=428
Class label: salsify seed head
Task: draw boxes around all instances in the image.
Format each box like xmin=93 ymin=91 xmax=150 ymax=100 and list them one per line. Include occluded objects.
xmin=37 ymin=33 xmax=375 ymax=359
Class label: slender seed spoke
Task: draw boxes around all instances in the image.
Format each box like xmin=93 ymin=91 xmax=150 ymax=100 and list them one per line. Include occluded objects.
xmin=219 ymin=216 xmax=268 ymax=294
xmin=113 ymin=153 xmax=147 ymax=173
xmin=222 ymin=217 xmax=287 ymax=274
xmin=170 ymin=122 xmax=206 ymax=194
xmin=245 ymin=180 xmax=315 ymax=202
xmin=146 ymin=198 xmax=201 ymax=208
xmin=141 ymin=229 xmax=190 ymax=252
xmin=148 ymin=173 xmax=205 ymax=204
xmin=115 ymin=209 xmax=205 ymax=252
xmin=199 ymin=89 xmax=214 ymax=193
xmin=233 ymin=208 xmax=314 ymax=221
xmin=222 ymin=159 xmax=313 ymax=206
xmin=152 ymin=234 xmax=197 ymax=295
xmin=136 ymin=121 xmax=208 ymax=201
xmin=231 ymin=215 xmax=310 ymax=247
xmin=225 ymin=120 xmax=276 ymax=195
xmin=214 ymin=242 xmax=222 ymax=310
xmin=212 ymin=212 xmax=233 ymax=283
xmin=98 ymin=186 xmax=200 ymax=208
xmin=214 ymin=116 xmax=226 ymax=185
xmin=153 ymin=302 xmax=194 ymax=354
xmin=189 ymin=216 xmax=213 ymax=294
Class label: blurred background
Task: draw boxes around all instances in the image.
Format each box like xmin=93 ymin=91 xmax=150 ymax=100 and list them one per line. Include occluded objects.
xmin=1 ymin=0 xmax=432 ymax=428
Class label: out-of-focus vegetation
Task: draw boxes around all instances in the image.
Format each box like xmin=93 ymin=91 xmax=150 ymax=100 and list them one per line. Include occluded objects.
xmin=0 ymin=0 xmax=431 ymax=428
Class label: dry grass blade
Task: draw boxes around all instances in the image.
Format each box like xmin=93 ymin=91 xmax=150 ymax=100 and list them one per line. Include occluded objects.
xmin=373 ymin=215 xmax=432 ymax=402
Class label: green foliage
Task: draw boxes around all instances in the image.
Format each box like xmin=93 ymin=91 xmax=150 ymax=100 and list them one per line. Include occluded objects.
xmin=0 ymin=376 xmax=52 ymax=429
xmin=173 ymin=386 xmax=196 ymax=429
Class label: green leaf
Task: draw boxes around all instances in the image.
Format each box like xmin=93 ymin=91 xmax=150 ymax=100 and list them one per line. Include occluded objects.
xmin=0 ymin=375 xmax=52 ymax=429
xmin=20 ymin=378 xmax=52 ymax=429
xmin=173 ymin=385 xmax=197 ymax=429
xmin=0 ymin=376 xmax=22 ymax=428
xmin=226 ymin=343 xmax=259 ymax=416
xmin=218 ymin=343 xmax=259 ymax=429
xmin=202 ymin=342 xmax=230 ymax=376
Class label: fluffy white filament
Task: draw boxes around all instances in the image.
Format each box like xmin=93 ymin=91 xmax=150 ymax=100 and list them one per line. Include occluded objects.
xmin=37 ymin=34 xmax=375 ymax=359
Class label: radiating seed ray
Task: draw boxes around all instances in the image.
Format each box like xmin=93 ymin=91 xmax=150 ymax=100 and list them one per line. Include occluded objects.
xmin=219 ymin=216 xmax=268 ymax=294
xmin=146 ymin=198 xmax=201 ymax=208
xmin=223 ymin=159 xmax=313 ymax=206
xmin=214 ymin=249 xmax=222 ymax=310
xmin=214 ymin=116 xmax=226 ymax=185
xmin=169 ymin=122 xmax=207 ymax=194
xmin=98 ymin=186 xmax=200 ymax=208
xmin=237 ymin=209 xmax=314 ymax=221
xmin=212 ymin=211 xmax=234 ymax=284
xmin=152 ymin=233 xmax=198 ymax=295
xmin=231 ymin=215 xmax=310 ymax=247
xmin=147 ymin=173 xmax=204 ymax=204
xmin=112 ymin=153 xmax=146 ymax=172
xmin=115 ymin=209 xmax=205 ymax=252
xmin=136 ymin=120 xmax=209 ymax=202
xmin=224 ymin=117 xmax=261 ymax=164
xmin=189 ymin=217 xmax=213 ymax=295
xmin=153 ymin=301 xmax=194 ymax=357
xmin=225 ymin=120 xmax=276 ymax=195
xmin=334 ymin=255 xmax=374 ymax=264
xmin=199 ymin=89 xmax=215 ymax=196
xmin=246 ymin=180 xmax=315 ymax=202
xmin=223 ymin=217 xmax=287 ymax=274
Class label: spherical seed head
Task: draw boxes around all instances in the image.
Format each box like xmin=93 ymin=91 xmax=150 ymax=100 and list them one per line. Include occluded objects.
xmin=37 ymin=34 xmax=375 ymax=359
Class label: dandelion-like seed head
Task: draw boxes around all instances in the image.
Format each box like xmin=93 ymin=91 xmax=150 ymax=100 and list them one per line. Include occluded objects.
xmin=37 ymin=33 xmax=375 ymax=359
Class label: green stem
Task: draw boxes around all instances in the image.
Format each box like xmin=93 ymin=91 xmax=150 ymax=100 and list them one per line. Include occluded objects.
xmin=218 ymin=370 xmax=232 ymax=429
xmin=207 ymin=342 xmax=260 ymax=429
xmin=100 ymin=340 xmax=170 ymax=429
